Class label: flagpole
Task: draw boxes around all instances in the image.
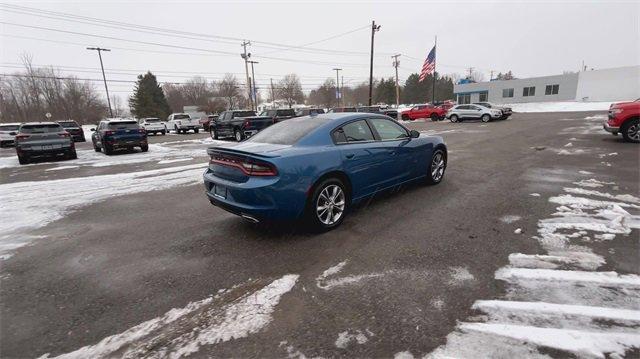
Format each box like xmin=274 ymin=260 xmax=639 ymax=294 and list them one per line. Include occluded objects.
xmin=431 ymin=35 xmax=437 ymax=104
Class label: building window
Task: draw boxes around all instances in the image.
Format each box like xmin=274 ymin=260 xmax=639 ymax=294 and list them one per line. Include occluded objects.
xmin=523 ymin=86 xmax=536 ymax=97
xmin=502 ymin=88 xmax=514 ymax=98
xmin=545 ymin=84 xmax=559 ymax=95
xmin=479 ymin=92 xmax=488 ymax=102
xmin=458 ymin=94 xmax=471 ymax=104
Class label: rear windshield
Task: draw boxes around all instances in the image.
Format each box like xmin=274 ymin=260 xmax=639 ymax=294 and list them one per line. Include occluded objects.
xmin=233 ymin=111 xmax=256 ymax=118
xmin=246 ymin=118 xmax=326 ymax=145
xmin=20 ymin=124 xmax=63 ymax=133
xmin=0 ymin=125 xmax=20 ymax=131
xmin=174 ymin=114 xmax=190 ymax=120
xmin=58 ymin=121 xmax=79 ymax=128
xmin=277 ymin=109 xmax=296 ymax=116
xmin=108 ymin=121 xmax=139 ymax=130
xmin=145 ymin=118 xmax=161 ymax=122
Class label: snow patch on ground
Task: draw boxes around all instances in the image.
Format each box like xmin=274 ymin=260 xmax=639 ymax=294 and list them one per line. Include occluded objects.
xmin=158 ymin=157 xmax=194 ymax=164
xmin=45 ymin=165 xmax=79 ymax=171
xmin=44 ymin=274 xmax=299 ymax=359
xmin=573 ymin=178 xmax=615 ymax=188
xmin=556 ymin=148 xmax=586 ymax=155
xmin=316 ymin=261 xmax=383 ymax=290
xmin=448 ymin=266 xmax=475 ymax=285
xmin=334 ymin=329 xmax=372 ymax=349
xmin=505 ymin=101 xmax=613 ymax=113
xmin=0 ymin=164 xmax=205 ymax=258
xmin=500 ymin=215 xmax=521 ymax=224
xmin=514 ymin=228 xmax=523 ymax=234
xmin=530 ymin=193 xmax=541 ymax=197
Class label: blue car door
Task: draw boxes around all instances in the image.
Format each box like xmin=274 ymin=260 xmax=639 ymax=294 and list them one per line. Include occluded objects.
xmin=367 ymin=118 xmax=414 ymax=186
xmin=333 ymin=120 xmax=385 ymax=200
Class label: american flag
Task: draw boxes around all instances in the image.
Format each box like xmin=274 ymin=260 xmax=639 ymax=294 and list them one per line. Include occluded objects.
xmin=419 ymin=45 xmax=436 ymax=82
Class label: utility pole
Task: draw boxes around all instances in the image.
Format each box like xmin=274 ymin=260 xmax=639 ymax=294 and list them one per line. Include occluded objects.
xmin=270 ymin=78 xmax=275 ymax=103
xmin=368 ymin=20 xmax=381 ymax=106
xmin=391 ymin=54 xmax=401 ymax=108
xmin=333 ymin=68 xmax=342 ymax=107
xmin=467 ymin=67 xmax=474 ymax=80
xmin=249 ymin=60 xmax=259 ymax=110
xmin=241 ymin=41 xmax=253 ymax=111
xmin=490 ymin=70 xmax=494 ymax=81
xmin=341 ymin=75 xmax=344 ymax=105
xmin=86 ymin=47 xmax=113 ymax=117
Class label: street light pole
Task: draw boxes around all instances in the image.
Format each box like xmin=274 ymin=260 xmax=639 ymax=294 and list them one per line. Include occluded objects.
xmin=392 ymin=54 xmax=401 ymax=108
xmin=241 ymin=41 xmax=253 ymax=111
xmin=87 ymin=47 xmax=113 ymax=117
xmin=249 ymin=61 xmax=259 ymax=110
xmin=333 ymin=68 xmax=342 ymax=107
xmin=368 ymin=20 xmax=381 ymax=106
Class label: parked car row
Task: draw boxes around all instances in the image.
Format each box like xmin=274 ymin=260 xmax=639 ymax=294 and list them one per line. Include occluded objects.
xmin=1 ymin=120 xmax=85 ymax=149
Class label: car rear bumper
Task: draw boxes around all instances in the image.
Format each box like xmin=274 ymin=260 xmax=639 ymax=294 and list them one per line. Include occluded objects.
xmin=0 ymin=139 xmax=15 ymax=146
xmin=17 ymin=144 xmax=73 ymax=155
xmin=603 ymin=122 xmax=619 ymax=135
xmin=105 ymin=139 xmax=147 ymax=148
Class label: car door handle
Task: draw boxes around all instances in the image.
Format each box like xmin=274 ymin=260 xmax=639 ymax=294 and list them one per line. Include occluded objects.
xmin=345 ymin=153 xmax=355 ymax=159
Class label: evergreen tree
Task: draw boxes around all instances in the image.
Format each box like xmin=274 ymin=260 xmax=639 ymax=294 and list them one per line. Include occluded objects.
xmin=129 ymin=72 xmax=172 ymax=119
xmin=403 ymin=72 xmax=454 ymax=103
xmin=374 ymin=77 xmax=397 ymax=105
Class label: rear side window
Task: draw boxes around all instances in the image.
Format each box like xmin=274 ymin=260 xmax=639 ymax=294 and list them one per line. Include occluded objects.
xmin=145 ymin=118 xmax=160 ymax=122
xmin=277 ymin=109 xmax=295 ymax=116
xmin=233 ymin=111 xmax=256 ymax=118
xmin=338 ymin=120 xmax=374 ymax=143
xmin=20 ymin=124 xmax=63 ymax=133
xmin=108 ymin=121 xmax=139 ymax=130
xmin=245 ymin=118 xmax=326 ymax=145
xmin=0 ymin=125 xmax=20 ymax=131
xmin=58 ymin=121 xmax=78 ymax=128
xmin=368 ymin=118 xmax=408 ymax=140
xmin=174 ymin=114 xmax=190 ymax=120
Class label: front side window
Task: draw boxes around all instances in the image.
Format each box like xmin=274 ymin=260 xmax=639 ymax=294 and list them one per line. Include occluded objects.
xmin=502 ymin=88 xmax=514 ymax=98
xmin=545 ymin=84 xmax=559 ymax=95
xmin=174 ymin=114 xmax=190 ymax=120
xmin=336 ymin=120 xmax=374 ymax=143
xmin=0 ymin=125 xmax=20 ymax=131
xmin=369 ymin=118 xmax=408 ymax=140
xmin=523 ymin=86 xmax=536 ymax=97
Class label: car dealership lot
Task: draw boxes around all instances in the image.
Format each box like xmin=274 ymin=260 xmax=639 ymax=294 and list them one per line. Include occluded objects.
xmin=1 ymin=112 xmax=638 ymax=358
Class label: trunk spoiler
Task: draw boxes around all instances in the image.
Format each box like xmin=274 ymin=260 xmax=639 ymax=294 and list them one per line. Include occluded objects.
xmin=207 ymin=146 xmax=280 ymax=159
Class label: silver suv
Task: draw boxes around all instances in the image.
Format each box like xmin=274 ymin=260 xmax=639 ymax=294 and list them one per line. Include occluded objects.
xmin=15 ymin=122 xmax=76 ymax=165
xmin=446 ymin=104 xmax=502 ymax=123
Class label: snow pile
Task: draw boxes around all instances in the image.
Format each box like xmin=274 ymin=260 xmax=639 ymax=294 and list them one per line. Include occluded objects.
xmin=315 ymin=260 xmax=384 ymax=290
xmin=335 ymin=329 xmax=373 ymax=349
xmin=0 ymin=164 xmax=205 ymax=258
xmin=505 ymin=101 xmax=613 ymax=113
xmin=427 ymin=178 xmax=640 ymax=358
xmin=43 ymin=274 xmax=299 ymax=358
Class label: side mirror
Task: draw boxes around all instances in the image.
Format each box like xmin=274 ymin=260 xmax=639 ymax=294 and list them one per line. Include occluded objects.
xmin=410 ymin=130 xmax=420 ymax=138
xmin=90 ymin=128 xmax=96 ymax=131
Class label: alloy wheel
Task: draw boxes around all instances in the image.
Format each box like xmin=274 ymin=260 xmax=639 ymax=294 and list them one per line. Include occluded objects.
xmin=316 ymin=184 xmax=345 ymax=225
xmin=431 ymin=151 xmax=445 ymax=182
xmin=628 ymin=123 xmax=640 ymax=141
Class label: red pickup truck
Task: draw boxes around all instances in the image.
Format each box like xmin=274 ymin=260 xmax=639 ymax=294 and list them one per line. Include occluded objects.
xmin=604 ymin=99 xmax=639 ymax=143
xmin=401 ymin=104 xmax=447 ymax=121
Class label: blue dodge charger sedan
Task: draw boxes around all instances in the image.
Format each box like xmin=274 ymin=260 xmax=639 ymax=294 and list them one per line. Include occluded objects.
xmin=203 ymin=113 xmax=447 ymax=231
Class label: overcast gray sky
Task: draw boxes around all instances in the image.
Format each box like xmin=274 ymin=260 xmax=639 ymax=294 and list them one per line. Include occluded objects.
xmin=1 ymin=0 xmax=639 ymax=102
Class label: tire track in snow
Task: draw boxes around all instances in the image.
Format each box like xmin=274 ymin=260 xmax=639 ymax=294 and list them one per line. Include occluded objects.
xmin=423 ymin=177 xmax=640 ymax=358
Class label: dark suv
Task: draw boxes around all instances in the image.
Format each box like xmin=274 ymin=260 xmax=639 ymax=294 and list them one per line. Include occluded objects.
xmin=295 ymin=108 xmax=325 ymax=117
xmin=15 ymin=122 xmax=77 ymax=165
xmin=260 ymin=108 xmax=297 ymax=123
xmin=91 ymin=118 xmax=148 ymax=155
xmin=57 ymin=120 xmax=86 ymax=142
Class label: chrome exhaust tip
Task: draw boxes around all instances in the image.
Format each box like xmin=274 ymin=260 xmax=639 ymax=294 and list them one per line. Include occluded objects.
xmin=241 ymin=214 xmax=260 ymax=223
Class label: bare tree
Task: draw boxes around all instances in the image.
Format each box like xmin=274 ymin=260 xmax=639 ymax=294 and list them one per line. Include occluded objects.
xmin=216 ymin=74 xmax=241 ymax=110
xmin=276 ymin=74 xmax=304 ymax=108
xmin=308 ymin=78 xmax=336 ymax=108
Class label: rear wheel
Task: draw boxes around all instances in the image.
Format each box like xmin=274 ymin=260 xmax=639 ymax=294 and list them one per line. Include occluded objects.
xmin=401 ymin=114 xmax=410 ymax=121
xmin=104 ymin=144 xmax=113 ymax=155
xmin=161 ymin=130 xmax=166 ymax=135
xmin=141 ymin=144 xmax=149 ymax=152
xmin=481 ymin=114 xmax=491 ymax=123
xmin=194 ymin=128 xmax=199 ymax=134
xmin=234 ymin=129 xmax=243 ymax=142
xmin=174 ymin=125 xmax=180 ymax=134
xmin=450 ymin=115 xmax=459 ymax=123
xmin=93 ymin=143 xmax=101 ymax=152
xmin=621 ymin=118 xmax=640 ymax=143
xmin=306 ymin=178 xmax=348 ymax=232
xmin=425 ymin=148 xmax=446 ymax=185
xmin=17 ymin=153 xmax=29 ymax=165
xmin=430 ymin=113 xmax=439 ymax=122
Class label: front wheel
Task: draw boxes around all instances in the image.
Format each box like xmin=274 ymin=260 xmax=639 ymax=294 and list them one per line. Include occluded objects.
xmin=481 ymin=114 xmax=491 ymax=123
xmin=161 ymin=130 xmax=166 ymax=135
xmin=104 ymin=144 xmax=113 ymax=155
xmin=17 ymin=154 xmax=29 ymax=165
xmin=194 ymin=128 xmax=199 ymax=134
xmin=306 ymin=178 xmax=348 ymax=232
xmin=401 ymin=114 xmax=410 ymax=121
xmin=450 ymin=115 xmax=459 ymax=123
xmin=425 ymin=148 xmax=446 ymax=185
xmin=621 ymin=118 xmax=640 ymax=143
xmin=93 ymin=143 xmax=101 ymax=152
xmin=68 ymin=149 xmax=77 ymax=160
xmin=210 ymin=127 xmax=218 ymax=140
xmin=430 ymin=114 xmax=439 ymax=122
xmin=234 ymin=129 xmax=244 ymax=142
xmin=141 ymin=144 xmax=149 ymax=152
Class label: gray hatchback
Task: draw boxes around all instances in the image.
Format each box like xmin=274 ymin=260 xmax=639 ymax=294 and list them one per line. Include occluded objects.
xmin=15 ymin=122 xmax=77 ymax=165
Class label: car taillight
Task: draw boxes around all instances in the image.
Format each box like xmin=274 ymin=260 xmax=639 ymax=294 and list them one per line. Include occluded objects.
xmin=138 ymin=129 xmax=146 ymax=134
xmin=243 ymin=120 xmax=251 ymax=128
xmin=209 ymin=155 xmax=277 ymax=176
xmin=59 ymin=132 xmax=70 ymax=138
xmin=15 ymin=134 xmax=30 ymax=140
xmin=104 ymin=130 xmax=114 ymax=136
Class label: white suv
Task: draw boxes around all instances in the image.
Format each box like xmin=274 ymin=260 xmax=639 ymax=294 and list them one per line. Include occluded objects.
xmin=138 ymin=117 xmax=167 ymax=135
xmin=166 ymin=113 xmax=200 ymax=134
xmin=446 ymin=104 xmax=502 ymax=123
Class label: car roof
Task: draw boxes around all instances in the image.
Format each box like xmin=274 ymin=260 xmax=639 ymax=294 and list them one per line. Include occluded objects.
xmin=0 ymin=122 xmax=23 ymax=126
xmin=21 ymin=121 xmax=60 ymax=126
xmin=102 ymin=118 xmax=136 ymax=123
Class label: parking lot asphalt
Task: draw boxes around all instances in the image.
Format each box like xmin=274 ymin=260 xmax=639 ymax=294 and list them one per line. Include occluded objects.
xmin=1 ymin=112 xmax=638 ymax=358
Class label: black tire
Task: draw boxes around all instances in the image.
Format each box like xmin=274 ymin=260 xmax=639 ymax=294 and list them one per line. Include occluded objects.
xmin=425 ymin=148 xmax=446 ymax=185
xmin=141 ymin=144 xmax=149 ymax=152
xmin=17 ymin=154 xmax=29 ymax=165
xmin=401 ymin=114 xmax=410 ymax=121
xmin=450 ymin=115 xmax=459 ymax=123
xmin=621 ymin=118 xmax=640 ymax=143
xmin=174 ymin=125 xmax=180 ymax=134
xmin=161 ymin=130 xmax=166 ymax=135
xmin=68 ymin=150 xmax=77 ymax=160
xmin=234 ymin=129 xmax=244 ymax=142
xmin=194 ymin=128 xmax=200 ymax=134
xmin=481 ymin=114 xmax=491 ymax=123
xmin=305 ymin=177 xmax=349 ymax=232
xmin=430 ymin=113 xmax=439 ymax=122
xmin=210 ymin=127 xmax=218 ymax=140
xmin=93 ymin=143 xmax=101 ymax=152
xmin=104 ymin=144 xmax=113 ymax=155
